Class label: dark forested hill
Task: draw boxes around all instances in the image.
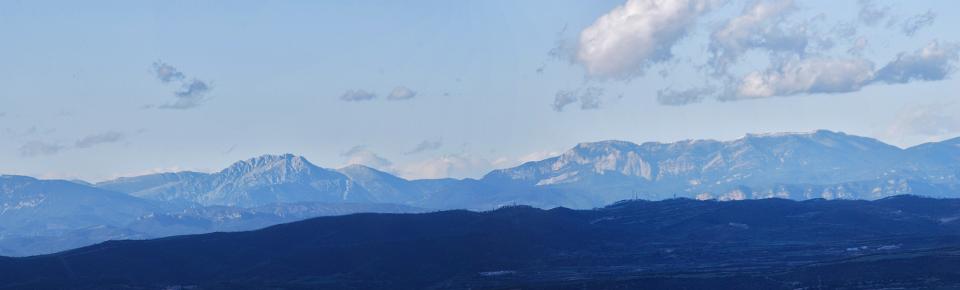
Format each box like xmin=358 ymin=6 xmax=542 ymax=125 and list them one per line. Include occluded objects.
xmin=1 ymin=195 xmax=959 ymax=289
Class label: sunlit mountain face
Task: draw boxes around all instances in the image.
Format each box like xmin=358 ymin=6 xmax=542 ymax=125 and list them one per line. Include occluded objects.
xmin=2 ymin=0 xmax=960 ymax=288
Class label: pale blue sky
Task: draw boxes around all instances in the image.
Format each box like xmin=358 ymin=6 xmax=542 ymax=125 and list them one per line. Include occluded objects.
xmin=1 ymin=0 xmax=958 ymax=181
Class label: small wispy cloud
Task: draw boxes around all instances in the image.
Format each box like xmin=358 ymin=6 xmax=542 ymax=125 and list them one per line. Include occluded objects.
xmin=223 ymin=144 xmax=238 ymax=155
xmin=657 ymin=86 xmax=716 ymax=106
xmin=881 ymin=102 xmax=960 ymax=147
xmin=580 ymin=90 xmax=602 ymax=110
xmin=900 ymin=10 xmax=936 ymax=36
xmin=709 ymin=0 xmax=799 ymax=74
xmin=857 ymin=0 xmax=891 ymax=27
xmin=394 ymin=153 xmax=493 ymax=179
xmin=552 ymin=91 xmax=577 ymax=112
xmin=19 ymin=131 xmax=128 ymax=157
xmin=159 ymin=79 xmax=212 ymax=109
xmin=340 ymin=90 xmax=378 ymax=102
xmin=405 ymin=139 xmax=442 ymax=155
xmin=152 ymin=62 xmax=186 ymax=84
xmin=387 ymin=86 xmax=417 ymax=101
xmin=341 ymin=145 xmax=393 ymax=169
xmin=74 ymin=131 xmax=126 ymax=149
xmin=1 ymin=126 xmax=56 ymax=140
xmin=19 ymin=141 xmax=67 ymax=157
xmin=553 ymin=87 xmax=603 ymax=112
xmin=150 ymin=61 xmax=214 ymax=109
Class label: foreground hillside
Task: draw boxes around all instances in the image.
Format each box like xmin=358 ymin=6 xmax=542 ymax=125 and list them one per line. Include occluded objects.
xmin=1 ymin=195 xmax=959 ymax=289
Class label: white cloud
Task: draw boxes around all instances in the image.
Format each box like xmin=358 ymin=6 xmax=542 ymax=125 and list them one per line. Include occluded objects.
xmin=882 ymin=103 xmax=960 ymax=146
xmin=874 ymin=40 xmax=959 ymax=84
xmin=387 ymin=86 xmax=417 ymax=101
xmin=730 ymin=41 xmax=959 ymax=100
xmin=394 ymin=149 xmax=561 ymax=179
xmin=576 ymin=0 xmax=719 ymax=79
xmin=341 ymin=145 xmax=393 ymax=170
xmin=338 ymin=145 xmax=485 ymax=179
xmin=337 ymin=146 xmax=564 ymax=180
xmin=394 ymin=154 xmax=491 ymax=179
xmin=563 ymin=0 xmax=955 ymax=106
xmin=735 ymin=57 xmax=875 ymax=99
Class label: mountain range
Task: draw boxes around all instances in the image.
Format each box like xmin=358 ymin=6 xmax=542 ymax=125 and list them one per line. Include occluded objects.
xmin=0 ymin=175 xmax=421 ymax=256
xmin=4 ymin=130 xmax=960 ymax=256
xmin=95 ymin=130 xmax=960 ymax=208
xmin=485 ymin=130 xmax=960 ymax=204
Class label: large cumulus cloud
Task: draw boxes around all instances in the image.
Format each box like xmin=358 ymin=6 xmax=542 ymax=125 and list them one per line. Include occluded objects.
xmin=564 ymin=0 xmax=956 ymax=107
xmin=576 ymin=0 xmax=720 ymax=79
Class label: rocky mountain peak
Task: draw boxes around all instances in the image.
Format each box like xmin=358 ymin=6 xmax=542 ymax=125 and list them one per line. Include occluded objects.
xmin=221 ymin=154 xmax=315 ymax=176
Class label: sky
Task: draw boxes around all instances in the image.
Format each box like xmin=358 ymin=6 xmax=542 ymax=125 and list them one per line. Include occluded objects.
xmin=1 ymin=0 xmax=959 ymax=182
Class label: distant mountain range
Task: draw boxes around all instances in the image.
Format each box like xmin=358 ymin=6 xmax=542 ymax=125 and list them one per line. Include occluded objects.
xmin=0 ymin=175 xmax=421 ymax=256
xmin=485 ymin=130 xmax=960 ymax=204
xmin=3 ymin=130 xmax=960 ymax=256
xmin=96 ymin=130 xmax=960 ymax=208
xmin=2 ymin=196 xmax=959 ymax=289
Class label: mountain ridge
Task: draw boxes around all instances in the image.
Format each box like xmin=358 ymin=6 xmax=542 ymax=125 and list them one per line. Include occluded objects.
xmin=92 ymin=130 xmax=960 ymax=209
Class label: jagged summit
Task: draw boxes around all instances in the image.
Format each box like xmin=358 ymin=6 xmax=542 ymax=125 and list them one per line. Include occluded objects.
xmin=216 ymin=153 xmax=322 ymax=185
xmin=234 ymin=153 xmax=309 ymax=167
xmin=222 ymin=153 xmax=314 ymax=173
xmin=97 ymin=153 xmax=365 ymax=207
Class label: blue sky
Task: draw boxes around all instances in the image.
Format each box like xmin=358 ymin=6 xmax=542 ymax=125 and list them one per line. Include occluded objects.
xmin=1 ymin=0 xmax=958 ymax=181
